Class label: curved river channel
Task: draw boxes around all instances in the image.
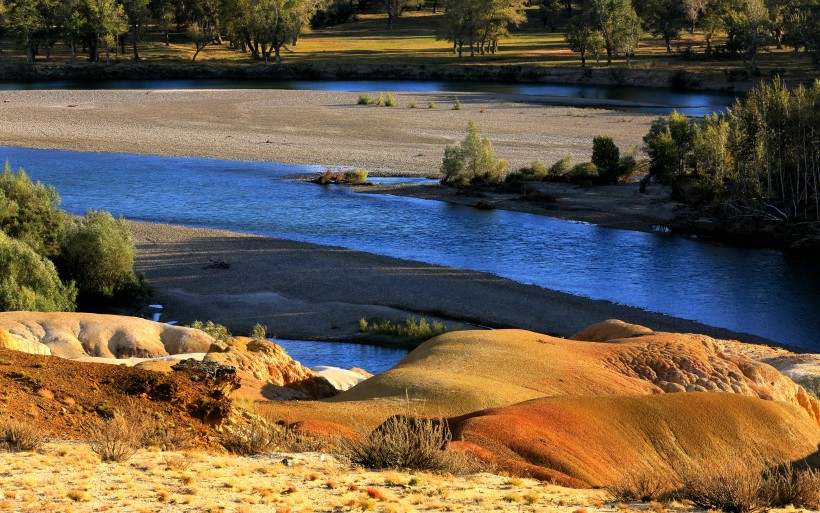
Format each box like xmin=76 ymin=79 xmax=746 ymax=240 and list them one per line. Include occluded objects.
xmin=2 ymin=146 xmax=818 ymax=351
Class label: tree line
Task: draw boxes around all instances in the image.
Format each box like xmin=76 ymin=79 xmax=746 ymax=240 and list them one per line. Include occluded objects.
xmin=0 ymin=0 xmax=816 ymax=64
xmin=560 ymin=0 xmax=819 ymax=67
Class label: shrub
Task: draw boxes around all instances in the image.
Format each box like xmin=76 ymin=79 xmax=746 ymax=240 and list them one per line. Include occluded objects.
xmin=189 ymin=320 xmax=231 ymax=340
xmin=358 ymin=316 xmax=447 ymax=341
xmin=567 ymin=162 xmax=598 ymax=185
xmin=357 ymin=94 xmax=374 ymax=105
xmin=428 ymin=101 xmax=436 ymax=109
xmin=548 ymin=156 xmax=573 ymax=179
xmin=376 ymin=93 xmax=384 ymax=106
xmin=0 ymin=163 xmax=67 ymax=258
xmin=506 ymin=161 xmax=549 ymax=184
xmin=0 ymin=418 xmax=46 ymax=452
xmin=452 ymin=98 xmax=461 ymax=110
xmin=340 ymin=414 xmax=466 ymax=472
xmin=341 ymin=168 xmax=368 ymax=184
xmin=762 ymin=464 xmax=820 ymax=510
xmin=409 ymin=101 xmax=417 ymax=109
xmin=384 ymin=93 xmax=396 ymax=107
xmin=607 ymin=470 xmax=672 ymax=502
xmin=592 ymin=135 xmax=621 ymax=183
xmin=222 ymin=413 xmax=290 ymax=456
xmin=441 ymin=121 xmax=508 ymax=187
xmin=57 ymin=210 xmax=145 ymax=307
xmin=251 ymin=323 xmax=267 ymax=340
xmin=679 ymin=460 xmax=767 ymax=513
xmin=0 ymin=231 xmax=77 ymax=312
xmin=88 ymin=410 xmax=150 ymax=462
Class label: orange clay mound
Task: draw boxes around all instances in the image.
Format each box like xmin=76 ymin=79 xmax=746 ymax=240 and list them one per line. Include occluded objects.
xmin=449 ymin=392 xmax=820 ymax=487
xmin=322 ymin=326 xmax=819 ymax=424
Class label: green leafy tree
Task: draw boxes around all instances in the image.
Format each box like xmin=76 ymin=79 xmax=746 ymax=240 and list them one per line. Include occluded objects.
xmin=85 ymin=0 xmax=127 ymax=63
xmin=591 ymin=135 xmax=620 ymax=181
xmin=6 ymin=0 xmax=44 ymax=61
xmin=0 ymin=231 xmax=77 ymax=312
xmin=121 ymin=0 xmax=149 ymax=59
xmin=441 ymin=121 xmax=508 ymax=186
xmin=229 ymin=0 xmax=315 ymax=62
xmin=57 ymin=210 xmax=143 ymax=305
xmin=635 ymin=0 xmax=683 ymax=52
xmin=0 ymin=162 xmax=66 ymax=258
xmin=642 ymin=110 xmax=694 ymax=184
xmin=723 ymin=0 xmax=770 ymax=67
xmin=437 ymin=0 xmax=524 ymax=57
xmin=385 ymin=0 xmax=422 ymax=29
xmin=565 ymin=15 xmax=603 ymax=65
xmin=589 ymin=0 xmax=642 ymax=64
xmin=539 ymin=0 xmax=562 ymax=31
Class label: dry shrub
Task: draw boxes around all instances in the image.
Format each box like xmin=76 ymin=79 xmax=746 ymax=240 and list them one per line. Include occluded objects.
xmin=148 ymin=424 xmax=194 ymax=452
xmin=607 ymin=470 xmax=673 ymax=502
xmin=222 ymin=413 xmax=290 ymax=456
xmin=761 ymin=464 xmax=820 ymax=509
xmin=679 ymin=459 xmax=767 ymax=513
xmin=339 ymin=415 xmax=475 ymax=474
xmin=87 ymin=400 xmax=154 ymax=462
xmin=0 ymin=418 xmax=46 ymax=452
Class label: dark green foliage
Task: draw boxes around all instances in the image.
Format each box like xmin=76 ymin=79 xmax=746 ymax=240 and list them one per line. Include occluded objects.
xmin=567 ymin=162 xmax=599 ymax=185
xmin=189 ymin=320 xmax=231 ymax=340
xmin=57 ymin=210 xmax=146 ymax=307
xmin=592 ymin=135 xmax=621 ymax=182
xmin=441 ymin=121 xmax=508 ymax=187
xmin=643 ymin=80 xmax=820 ymax=222
xmin=358 ymin=316 xmax=448 ymax=341
xmin=0 ymin=230 xmax=77 ymax=312
xmin=0 ymin=162 xmax=67 ymax=258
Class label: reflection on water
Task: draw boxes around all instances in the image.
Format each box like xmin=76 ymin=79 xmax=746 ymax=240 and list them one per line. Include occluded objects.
xmin=275 ymin=339 xmax=409 ymax=374
xmin=0 ymin=79 xmax=738 ymax=116
xmin=2 ymin=146 xmax=817 ymax=350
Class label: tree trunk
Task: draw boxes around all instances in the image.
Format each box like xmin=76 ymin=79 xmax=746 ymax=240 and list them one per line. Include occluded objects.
xmin=105 ymin=45 xmax=111 ymax=65
xmin=132 ymin=25 xmax=141 ymax=59
xmin=606 ymin=46 xmax=612 ymax=65
xmin=664 ymin=31 xmax=672 ymax=53
xmin=165 ymin=31 xmax=170 ymax=46
xmin=581 ymin=49 xmax=586 ymax=66
xmin=70 ymin=43 xmax=76 ymax=63
xmin=26 ymin=40 xmax=34 ymax=62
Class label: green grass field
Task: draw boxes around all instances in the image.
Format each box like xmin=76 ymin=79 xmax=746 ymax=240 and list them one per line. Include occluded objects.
xmin=0 ymin=8 xmax=815 ymax=82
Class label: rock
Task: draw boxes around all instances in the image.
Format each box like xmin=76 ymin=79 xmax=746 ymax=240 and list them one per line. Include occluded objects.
xmin=0 ymin=328 xmax=51 ymax=355
xmin=570 ymin=319 xmax=653 ymax=342
xmin=311 ymin=366 xmax=369 ymax=391
xmin=203 ymin=337 xmax=337 ymax=399
xmin=0 ymin=312 xmax=214 ymax=359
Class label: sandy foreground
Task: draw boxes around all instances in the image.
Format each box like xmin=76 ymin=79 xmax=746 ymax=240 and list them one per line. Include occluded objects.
xmin=0 ymin=88 xmax=653 ymax=175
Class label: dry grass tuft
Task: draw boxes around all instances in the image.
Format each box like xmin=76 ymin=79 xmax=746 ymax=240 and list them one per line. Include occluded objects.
xmin=762 ymin=464 xmax=820 ymax=509
xmin=0 ymin=418 xmax=46 ymax=452
xmin=339 ymin=415 xmax=475 ymax=474
xmin=679 ymin=460 xmax=766 ymax=513
xmin=221 ymin=413 xmax=290 ymax=456
xmin=87 ymin=411 xmax=150 ymax=462
xmin=607 ymin=470 xmax=673 ymax=502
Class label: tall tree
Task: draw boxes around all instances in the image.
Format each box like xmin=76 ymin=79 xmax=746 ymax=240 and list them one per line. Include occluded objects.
xmin=636 ymin=0 xmax=683 ymax=52
xmin=590 ymin=0 xmax=642 ymax=64
xmin=121 ymin=0 xmax=149 ymax=59
xmin=385 ymin=0 xmax=420 ymax=28
xmin=437 ymin=0 xmax=523 ymax=57
xmin=539 ymin=0 xmax=561 ymax=31
xmin=85 ymin=0 xmax=127 ymax=63
xmin=682 ymin=0 xmax=707 ymax=32
xmin=6 ymin=0 xmax=44 ymax=61
xmin=564 ymin=14 xmax=603 ymax=65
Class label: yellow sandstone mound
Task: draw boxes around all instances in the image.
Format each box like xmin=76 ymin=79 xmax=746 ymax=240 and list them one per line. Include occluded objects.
xmin=0 ymin=312 xmax=214 ymax=359
xmin=0 ymin=327 xmax=51 ymax=355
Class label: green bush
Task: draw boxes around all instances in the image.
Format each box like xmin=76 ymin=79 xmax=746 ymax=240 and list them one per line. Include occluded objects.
xmin=358 ymin=316 xmax=448 ymax=341
xmin=592 ymin=135 xmax=621 ymax=183
xmin=567 ymin=162 xmax=598 ymax=185
xmin=547 ymin=156 xmax=573 ymax=180
xmin=357 ymin=93 xmax=374 ymax=105
xmin=452 ymin=97 xmax=462 ymax=110
xmin=0 ymin=231 xmax=77 ymax=312
xmin=384 ymin=93 xmax=396 ymax=107
xmin=250 ymin=323 xmax=267 ymax=340
xmin=58 ymin=210 xmax=146 ymax=307
xmin=441 ymin=121 xmax=508 ymax=187
xmin=189 ymin=320 xmax=231 ymax=340
xmin=0 ymin=162 xmax=67 ymax=258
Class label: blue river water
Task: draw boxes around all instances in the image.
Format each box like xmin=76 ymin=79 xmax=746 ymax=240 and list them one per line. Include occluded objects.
xmin=275 ymin=339 xmax=408 ymax=374
xmin=2 ymin=146 xmax=818 ymax=350
xmin=0 ymin=79 xmax=737 ymax=116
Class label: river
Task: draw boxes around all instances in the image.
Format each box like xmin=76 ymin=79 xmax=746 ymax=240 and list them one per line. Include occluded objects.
xmin=0 ymin=79 xmax=738 ymax=116
xmin=2 ymin=146 xmax=817 ymax=351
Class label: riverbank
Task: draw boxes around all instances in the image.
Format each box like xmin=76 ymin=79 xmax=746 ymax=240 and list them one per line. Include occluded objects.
xmin=129 ymin=220 xmax=782 ymax=348
xmin=0 ymin=61 xmax=774 ymax=92
xmin=0 ymin=87 xmax=655 ymax=177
